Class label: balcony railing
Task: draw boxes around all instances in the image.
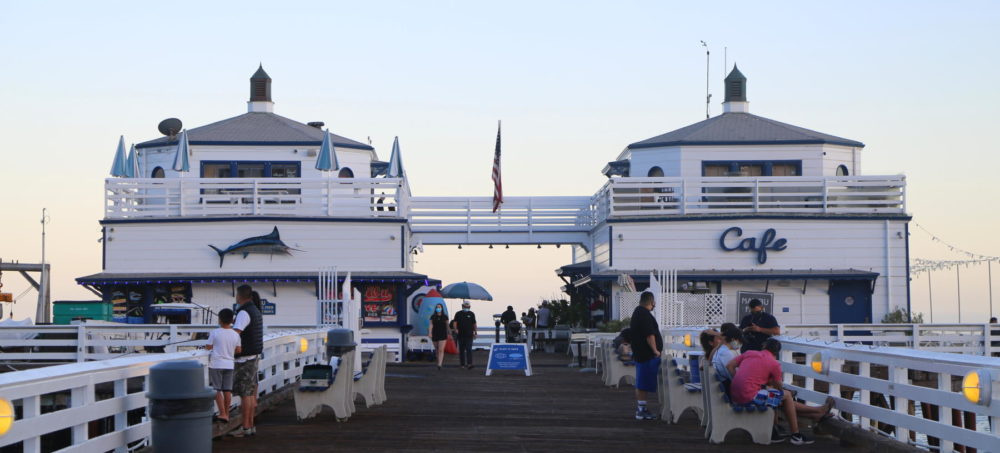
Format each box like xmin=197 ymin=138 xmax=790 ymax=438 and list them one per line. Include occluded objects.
xmin=591 ymin=175 xmax=907 ymax=221
xmin=105 ymin=177 xmax=407 ymax=219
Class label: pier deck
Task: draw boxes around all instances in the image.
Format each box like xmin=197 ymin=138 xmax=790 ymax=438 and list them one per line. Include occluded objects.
xmin=213 ymin=352 xmax=853 ymax=452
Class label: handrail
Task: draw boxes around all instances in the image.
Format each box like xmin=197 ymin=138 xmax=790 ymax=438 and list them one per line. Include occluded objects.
xmin=0 ymin=328 xmax=326 ymax=452
xmin=591 ymin=175 xmax=907 ymax=223
xmin=105 ymin=177 xmax=405 ymax=219
xmin=661 ymin=327 xmax=1000 ymax=451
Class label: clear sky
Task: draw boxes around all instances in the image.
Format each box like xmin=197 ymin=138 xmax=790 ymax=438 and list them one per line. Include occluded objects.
xmin=1 ymin=1 xmax=999 ymax=323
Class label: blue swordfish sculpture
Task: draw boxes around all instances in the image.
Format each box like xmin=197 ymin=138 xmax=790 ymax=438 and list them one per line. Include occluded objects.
xmin=208 ymin=227 xmax=302 ymax=267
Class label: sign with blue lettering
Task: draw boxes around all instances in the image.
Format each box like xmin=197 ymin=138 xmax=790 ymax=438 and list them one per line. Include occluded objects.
xmin=232 ymin=299 xmax=276 ymax=315
xmin=719 ymin=227 xmax=788 ymax=264
xmin=485 ymin=343 xmax=532 ymax=376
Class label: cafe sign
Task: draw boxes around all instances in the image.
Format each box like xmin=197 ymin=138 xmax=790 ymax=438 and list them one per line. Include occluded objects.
xmin=719 ymin=227 xmax=788 ymax=264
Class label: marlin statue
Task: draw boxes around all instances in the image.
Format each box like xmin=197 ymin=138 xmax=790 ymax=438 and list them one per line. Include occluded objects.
xmin=208 ymin=227 xmax=301 ymax=267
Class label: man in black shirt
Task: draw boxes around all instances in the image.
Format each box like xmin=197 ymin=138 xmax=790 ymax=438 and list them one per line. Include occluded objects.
xmin=738 ymin=299 xmax=780 ymax=353
xmin=629 ymin=291 xmax=663 ymax=420
xmin=451 ymin=301 xmax=478 ymax=369
xmin=500 ymin=306 xmax=517 ymax=326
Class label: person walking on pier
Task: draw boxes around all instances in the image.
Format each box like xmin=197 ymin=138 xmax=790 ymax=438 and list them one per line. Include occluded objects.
xmin=429 ymin=303 xmax=449 ymax=370
xmin=500 ymin=305 xmax=517 ymax=326
xmin=451 ymin=301 xmax=477 ymax=369
xmin=739 ymin=299 xmax=780 ymax=353
xmin=231 ymin=284 xmax=263 ymax=437
xmin=629 ymin=291 xmax=662 ymax=420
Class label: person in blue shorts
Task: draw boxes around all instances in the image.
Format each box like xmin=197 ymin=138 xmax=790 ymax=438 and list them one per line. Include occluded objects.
xmin=629 ymin=291 xmax=662 ymax=420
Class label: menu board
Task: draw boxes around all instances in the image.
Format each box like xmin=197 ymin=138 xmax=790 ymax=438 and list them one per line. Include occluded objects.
xmin=363 ymin=284 xmax=397 ymax=324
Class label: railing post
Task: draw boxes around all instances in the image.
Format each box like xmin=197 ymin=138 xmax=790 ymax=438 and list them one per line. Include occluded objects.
xmin=889 ymin=365 xmax=910 ymax=441
xmin=178 ymin=178 xmax=186 ymax=217
xmin=113 ymin=379 xmax=128 ymax=453
xmin=77 ymin=325 xmax=87 ymax=363
xmin=836 ymin=324 xmax=844 ymax=342
xmin=327 ymin=179 xmax=334 ymax=216
xmin=167 ymin=324 xmax=179 ymax=353
xmin=679 ymin=179 xmax=686 ymax=215
xmin=937 ymin=372 xmax=955 ymax=452
xmin=753 ymin=178 xmax=760 ymax=213
xmin=253 ymin=179 xmax=259 ymax=215
xmin=822 ymin=178 xmax=829 ymax=213
xmin=528 ymin=197 xmax=534 ymax=237
xmin=466 ymin=198 xmax=472 ymax=243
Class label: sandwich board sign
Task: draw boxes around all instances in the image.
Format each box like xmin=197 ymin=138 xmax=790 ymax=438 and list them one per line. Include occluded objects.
xmin=485 ymin=343 xmax=532 ymax=376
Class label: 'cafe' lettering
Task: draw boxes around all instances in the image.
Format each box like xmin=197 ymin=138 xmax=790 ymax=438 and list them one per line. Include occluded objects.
xmin=719 ymin=227 xmax=788 ymax=264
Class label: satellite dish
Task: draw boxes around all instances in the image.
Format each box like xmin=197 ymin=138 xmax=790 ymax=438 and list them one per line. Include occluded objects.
xmin=157 ymin=118 xmax=183 ymax=137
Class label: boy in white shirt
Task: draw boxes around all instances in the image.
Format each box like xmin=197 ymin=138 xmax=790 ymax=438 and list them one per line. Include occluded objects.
xmin=206 ymin=308 xmax=241 ymax=423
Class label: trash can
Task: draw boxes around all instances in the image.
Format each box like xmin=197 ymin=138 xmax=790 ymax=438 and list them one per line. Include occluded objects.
xmin=147 ymin=361 xmax=216 ymax=453
xmin=326 ymin=328 xmax=356 ymax=359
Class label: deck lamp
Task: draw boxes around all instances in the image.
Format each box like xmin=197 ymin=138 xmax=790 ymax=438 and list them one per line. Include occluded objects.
xmin=962 ymin=369 xmax=994 ymax=406
xmin=0 ymin=398 xmax=12 ymax=437
xmin=299 ymin=337 xmax=309 ymax=354
xmin=810 ymin=351 xmax=830 ymax=375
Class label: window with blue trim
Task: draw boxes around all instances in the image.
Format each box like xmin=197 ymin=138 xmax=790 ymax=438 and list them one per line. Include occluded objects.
xmin=702 ymin=160 xmax=801 ymax=177
xmin=200 ymin=161 xmax=301 ymax=178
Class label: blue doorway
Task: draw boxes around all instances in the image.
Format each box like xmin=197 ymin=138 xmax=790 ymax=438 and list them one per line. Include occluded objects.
xmin=828 ymin=280 xmax=873 ymax=324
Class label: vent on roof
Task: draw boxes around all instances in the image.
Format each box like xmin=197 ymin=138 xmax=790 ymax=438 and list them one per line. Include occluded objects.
xmin=307 ymin=122 xmax=325 ymax=129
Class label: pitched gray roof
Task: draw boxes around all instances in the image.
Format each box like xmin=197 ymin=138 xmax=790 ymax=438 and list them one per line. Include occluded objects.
xmin=627 ymin=112 xmax=864 ymax=150
xmin=135 ymin=112 xmax=374 ymax=150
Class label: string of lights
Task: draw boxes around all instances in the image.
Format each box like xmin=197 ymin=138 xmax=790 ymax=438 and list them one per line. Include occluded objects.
xmin=909 ymin=223 xmax=999 ymax=276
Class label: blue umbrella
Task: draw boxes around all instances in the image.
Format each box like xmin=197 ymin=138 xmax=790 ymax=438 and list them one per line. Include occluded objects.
xmin=315 ymin=129 xmax=339 ymax=171
xmin=125 ymin=144 xmax=139 ymax=178
xmin=109 ymin=135 xmax=128 ymax=177
xmin=387 ymin=136 xmax=405 ymax=178
xmin=172 ymin=129 xmax=190 ymax=172
xmin=440 ymin=282 xmax=493 ymax=301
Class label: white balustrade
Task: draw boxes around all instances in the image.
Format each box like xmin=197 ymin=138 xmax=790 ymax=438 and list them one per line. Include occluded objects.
xmin=662 ymin=327 xmax=1000 ymax=451
xmin=0 ymin=324 xmax=321 ymax=363
xmin=0 ymin=328 xmax=326 ymax=452
xmin=408 ymin=196 xmax=593 ymax=233
xmin=784 ymin=323 xmax=1000 ymax=356
xmin=592 ymin=175 xmax=907 ymax=222
xmin=105 ymin=177 xmax=405 ymax=219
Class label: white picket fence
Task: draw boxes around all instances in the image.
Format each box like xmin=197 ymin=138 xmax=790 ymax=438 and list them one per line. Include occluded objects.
xmin=662 ymin=327 xmax=1000 ymax=452
xmin=617 ymin=291 xmax=728 ymax=327
xmin=0 ymin=328 xmax=326 ymax=452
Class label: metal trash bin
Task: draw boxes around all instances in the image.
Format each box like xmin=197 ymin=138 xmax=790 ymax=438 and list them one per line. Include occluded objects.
xmin=147 ymin=361 xmax=216 ymax=453
xmin=326 ymin=328 xmax=356 ymax=358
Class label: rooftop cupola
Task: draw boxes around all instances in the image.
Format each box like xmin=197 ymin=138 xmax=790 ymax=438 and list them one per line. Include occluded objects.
xmin=248 ymin=64 xmax=274 ymax=113
xmin=722 ymin=65 xmax=748 ymax=113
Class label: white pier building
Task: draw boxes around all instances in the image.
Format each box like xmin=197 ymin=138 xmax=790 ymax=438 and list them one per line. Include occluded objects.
xmin=79 ymin=65 xmax=909 ymax=343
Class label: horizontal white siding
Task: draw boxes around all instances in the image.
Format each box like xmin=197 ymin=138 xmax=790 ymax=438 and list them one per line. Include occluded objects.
xmin=605 ymin=218 xmax=909 ymax=321
xmin=592 ymin=225 xmax=611 ymax=271
xmin=821 ymin=145 xmax=860 ymax=176
xmin=628 ymin=148 xmax=682 ymax=177
xmin=104 ymin=220 xmax=404 ymax=273
xmin=193 ymin=282 xmax=317 ymax=325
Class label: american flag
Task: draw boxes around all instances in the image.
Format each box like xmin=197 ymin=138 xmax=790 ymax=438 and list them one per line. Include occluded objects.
xmin=491 ymin=121 xmax=503 ymax=213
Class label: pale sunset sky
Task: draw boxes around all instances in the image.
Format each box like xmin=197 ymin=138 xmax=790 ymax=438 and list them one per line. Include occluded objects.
xmin=1 ymin=1 xmax=998 ymax=322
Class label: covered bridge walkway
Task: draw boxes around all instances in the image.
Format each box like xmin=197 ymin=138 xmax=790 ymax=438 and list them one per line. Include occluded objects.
xmin=213 ymin=352 xmax=854 ymax=453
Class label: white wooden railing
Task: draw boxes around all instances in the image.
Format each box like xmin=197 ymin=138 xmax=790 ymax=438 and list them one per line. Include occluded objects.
xmin=592 ymin=175 xmax=907 ymax=221
xmin=0 ymin=324 xmax=321 ymax=363
xmin=105 ymin=177 xmax=406 ymax=219
xmin=408 ymin=196 xmax=593 ymax=233
xmin=662 ymin=327 xmax=1000 ymax=451
xmin=785 ymin=323 xmax=1000 ymax=357
xmin=0 ymin=328 xmax=325 ymax=452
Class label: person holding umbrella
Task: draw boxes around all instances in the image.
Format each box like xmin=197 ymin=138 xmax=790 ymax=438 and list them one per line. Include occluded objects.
xmin=450 ymin=301 xmax=478 ymax=369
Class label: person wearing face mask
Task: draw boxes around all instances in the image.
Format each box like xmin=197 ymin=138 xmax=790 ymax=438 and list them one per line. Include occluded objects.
xmin=450 ymin=301 xmax=478 ymax=369
xmin=428 ymin=303 xmax=450 ymax=370
xmin=712 ymin=323 xmax=743 ymax=383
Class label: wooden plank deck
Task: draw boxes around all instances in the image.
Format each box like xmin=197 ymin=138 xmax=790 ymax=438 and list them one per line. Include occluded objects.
xmin=214 ymin=351 xmax=856 ymax=452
